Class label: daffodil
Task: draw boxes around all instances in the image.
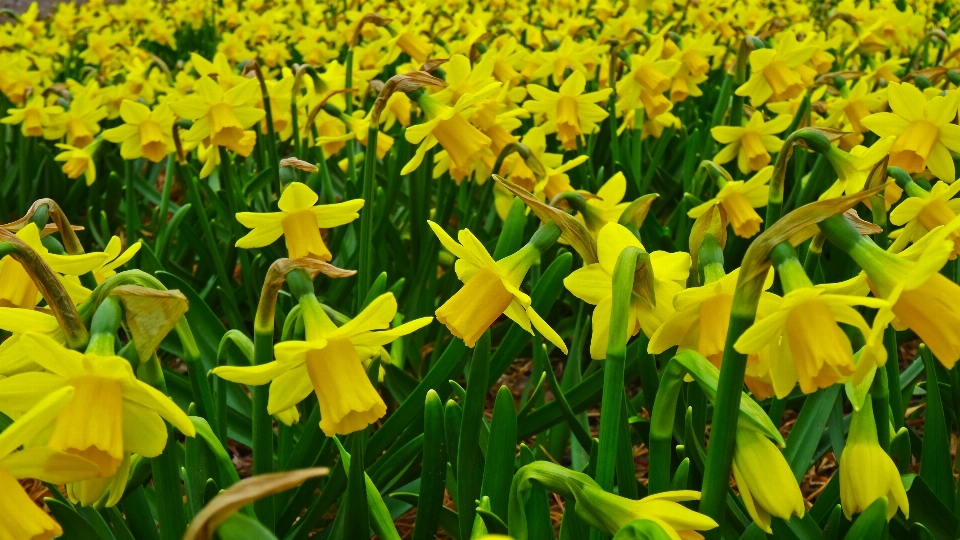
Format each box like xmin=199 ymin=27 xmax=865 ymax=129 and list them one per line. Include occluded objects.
xmin=1 ymin=95 xmax=63 ymax=137
xmin=732 ymin=423 xmax=805 ymax=533
xmin=494 ymin=126 xmax=587 ymax=218
xmin=735 ymin=281 xmax=886 ymax=398
xmin=522 ymin=70 xmax=612 ymax=150
xmin=0 ymin=223 xmax=110 ymax=309
xmin=822 ymin=214 xmax=960 ymax=367
xmin=431 ymin=221 xmax=567 ymax=352
xmin=235 ymin=182 xmax=363 ymax=261
xmin=711 ymin=112 xmax=791 ymax=174
xmin=574 ymin=172 xmax=632 ymax=237
xmin=735 ymin=31 xmax=817 ymax=105
xmin=0 ymin=307 xmax=62 ymax=375
xmin=860 ymin=83 xmax=960 ymax=181
xmin=840 ymin=399 xmax=909 ymax=520
xmin=564 ymin=223 xmax=690 ymax=359
xmin=574 ymin=486 xmax=718 ymax=538
xmin=889 ymin=180 xmax=960 ymax=257
xmin=0 ymin=332 xmax=195 ymax=506
xmin=43 ymin=93 xmax=107 ymax=148
xmin=819 ymin=137 xmax=899 ymax=207
xmin=689 ymin=166 xmax=772 ymax=238
xmin=169 ymin=76 xmax=265 ymax=156
xmin=213 ymin=293 xmax=431 ymax=436
xmin=55 ymin=138 xmax=100 ymax=185
xmin=401 ymin=82 xmax=501 ymax=175
xmin=822 ymin=78 xmax=887 ymax=147
xmin=0 ymin=388 xmax=101 ymax=540
xmin=616 ymin=36 xmax=681 ymax=118
xmin=92 ymin=236 xmax=142 ymax=282
xmin=649 ymin=267 xmax=778 ymax=398
xmin=101 ymin=100 xmax=175 ymax=162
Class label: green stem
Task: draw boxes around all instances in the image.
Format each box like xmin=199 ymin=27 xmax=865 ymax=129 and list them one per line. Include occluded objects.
xmin=124 ymin=159 xmax=140 ymax=247
xmin=595 ymin=246 xmax=644 ymax=491
xmin=356 ymin=125 xmax=378 ymax=311
xmin=698 ymin=267 xmax=764 ymax=537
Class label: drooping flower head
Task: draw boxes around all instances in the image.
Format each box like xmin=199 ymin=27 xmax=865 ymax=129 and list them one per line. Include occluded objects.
xmin=431 ymin=221 xmax=567 ymax=352
xmin=0 ymin=333 xmax=195 ymax=506
xmin=214 ymin=293 xmax=431 ymax=436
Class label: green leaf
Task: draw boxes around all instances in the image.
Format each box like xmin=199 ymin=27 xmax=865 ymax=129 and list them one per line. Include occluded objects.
xmin=920 ymin=345 xmax=954 ymax=508
xmin=215 ymin=514 xmax=278 ymax=540
xmin=783 ymin=386 xmax=840 ymax=482
xmin=458 ymin=331 xmax=491 ymax=538
xmin=392 ymin=492 xmax=461 ymax=540
xmin=903 ymin=474 xmax=960 ymax=540
xmin=47 ymin=499 xmax=108 ymax=540
xmin=481 ymin=386 xmax=518 ymax=521
xmin=843 ymin=497 xmax=887 ymax=539
xmin=412 ymin=390 xmax=447 ymax=540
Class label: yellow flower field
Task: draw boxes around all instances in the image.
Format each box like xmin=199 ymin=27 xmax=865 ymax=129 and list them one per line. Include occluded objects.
xmin=0 ymin=0 xmax=957 ymax=538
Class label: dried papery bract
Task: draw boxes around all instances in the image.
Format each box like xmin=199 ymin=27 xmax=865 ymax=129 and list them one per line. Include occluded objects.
xmin=109 ymin=285 xmax=189 ymax=362
xmin=370 ymin=71 xmax=447 ymax=125
xmin=183 ymin=468 xmax=329 ymax=540
xmin=279 ymin=157 xmax=318 ymax=172
xmin=494 ymin=174 xmax=599 ymax=263
xmin=2 ymin=198 xmax=87 ymax=254
xmin=350 ymin=13 xmax=392 ymax=47
xmin=255 ymin=258 xmax=355 ymax=333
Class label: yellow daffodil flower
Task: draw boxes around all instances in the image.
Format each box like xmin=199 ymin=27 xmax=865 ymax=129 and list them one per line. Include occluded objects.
xmin=0 ymin=307 xmax=62 ymax=375
xmin=0 ymin=333 xmax=195 ymax=506
xmin=43 ymin=93 xmax=108 ymax=148
xmin=564 ymin=223 xmax=690 ymax=359
xmin=1 ymin=95 xmax=63 ymax=137
xmin=616 ymin=36 xmax=681 ymax=118
xmin=822 ymin=78 xmax=887 ymax=147
xmin=169 ymin=76 xmax=265 ymax=156
xmin=214 ymin=293 xmax=431 ymax=436
xmin=732 ymin=423 xmax=805 ymax=533
xmin=402 ymin=82 xmax=501 ymax=175
xmin=735 ymin=283 xmax=889 ymax=398
xmin=889 ymin=180 xmax=960 ymax=257
xmin=575 ymin=486 xmax=718 ymax=538
xmin=689 ymin=166 xmax=772 ymax=238
xmin=574 ymin=172 xmax=632 ymax=236
xmin=522 ymin=70 xmax=612 ymax=150
xmin=839 ymin=216 xmax=960 ymax=367
xmin=0 ymin=388 xmax=101 ymax=540
xmin=55 ymin=138 xmax=100 ymax=185
xmin=92 ymin=236 xmax=142 ymax=282
xmin=840 ymin=399 xmax=909 ymax=521
xmin=735 ymin=31 xmax=817 ymax=105
xmin=102 ymin=100 xmax=175 ymax=162
xmin=711 ymin=111 xmax=791 ymax=174
xmin=430 ymin=221 xmax=567 ymax=352
xmin=860 ymin=83 xmax=960 ymax=181
xmin=0 ymin=223 xmax=110 ymax=309
xmin=819 ymin=137 xmax=899 ymax=207
xmin=649 ymin=267 xmax=779 ymax=398
xmin=235 ymin=182 xmax=363 ymax=261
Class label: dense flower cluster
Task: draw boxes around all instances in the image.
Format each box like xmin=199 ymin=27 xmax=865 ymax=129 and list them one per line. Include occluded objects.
xmin=0 ymin=0 xmax=957 ymax=538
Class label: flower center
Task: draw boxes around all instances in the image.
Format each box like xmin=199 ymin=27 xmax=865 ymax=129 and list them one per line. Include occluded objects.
xmin=48 ymin=376 xmax=125 ymax=478
xmin=889 ymin=120 xmax=939 ymax=174
xmin=763 ymin=60 xmax=803 ymax=101
xmin=281 ymin=209 xmax=330 ymax=260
